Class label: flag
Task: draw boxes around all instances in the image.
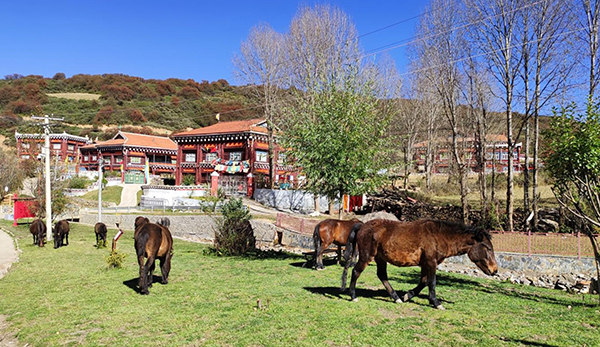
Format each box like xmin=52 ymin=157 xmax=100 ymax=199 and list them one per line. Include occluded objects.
xmin=215 ymin=113 xmax=220 ymax=122
xmin=120 ymin=163 xmax=123 ymax=172
xmin=144 ymin=160 xmax=150 ymax=184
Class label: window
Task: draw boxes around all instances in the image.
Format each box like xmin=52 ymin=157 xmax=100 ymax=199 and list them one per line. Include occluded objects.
xmin=184 ymin=153 xmax=196 ymax=163
xmin=21 ymin=154 xmax=30 ymax=159
xmin=439 ymin=152 xmax=448 ymax=160
xmin=21 ymin=143 xmax=30 ymax=149
xmin=130 ymin=157 xmax=142 ymax=164
xmin=278 ymin=153 xmax=286 ymax=164
xmin=83 ymin=155 xmax=89 ymax=162
xmin=501 ymin=152 xmax=508 ymax=160
xmin=92 ymin=155 xmax=97 ymax=161
xmin=205 ymin=153 xmax=217 ymax=162
xmin=52 ymin=143 xmax=61 ymax=150
xmin=115 ymin=156 xmax=123 ymax=164
xmin=68 ymin=144 xmax=75 ymax=151
xmin=256 ymin=151 xmax=267 ymax=162
xmin=229 ymin=151 xmax=242 ymax=161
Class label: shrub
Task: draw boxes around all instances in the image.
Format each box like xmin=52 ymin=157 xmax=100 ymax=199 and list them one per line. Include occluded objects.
xmin=212 ymin=198 xmax=255 ymax=256
xmin=105 ymin=250 xmax=126 ymax=268
xmin=69 ymin=176 xmax=92 ymax=189
xmin=182 ymin=174 xmax=195 ymax=186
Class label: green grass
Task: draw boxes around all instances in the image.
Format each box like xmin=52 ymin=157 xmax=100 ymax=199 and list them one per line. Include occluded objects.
xmin=80 ymin=186 xmax=123 ymax=205
xmin=0 ymin=220 xmax=599 ymax=346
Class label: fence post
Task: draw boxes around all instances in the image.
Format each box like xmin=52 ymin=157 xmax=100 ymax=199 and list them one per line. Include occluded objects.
xmin=578 ymin=231 xmax=581 ymax=260
xmin=528 ymin=229 xmax=531 ymax=256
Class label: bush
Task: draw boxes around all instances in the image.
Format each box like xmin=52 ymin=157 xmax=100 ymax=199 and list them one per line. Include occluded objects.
xmin=211 ymin=198 xmax=255 ymax=256
xmin=68 ymin=176 xmax=92 ymax=189
xmin=105 ymin=250 xmax=126 ymax=268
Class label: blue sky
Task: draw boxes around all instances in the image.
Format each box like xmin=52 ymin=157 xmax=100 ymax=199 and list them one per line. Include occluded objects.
xmin=0 ymin=1 xmax=428 ymax=84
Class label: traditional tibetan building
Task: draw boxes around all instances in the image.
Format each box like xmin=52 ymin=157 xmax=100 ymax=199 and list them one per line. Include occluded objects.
xmin=79 ymin=131 xmax=177 ymax=184
xmin=15 ymin=131 xmax=90 ymax=162
xmin=413 ymin=134 xmax=523 ymax=174
xmin=171 ymin=119 xmax=293 ymax=192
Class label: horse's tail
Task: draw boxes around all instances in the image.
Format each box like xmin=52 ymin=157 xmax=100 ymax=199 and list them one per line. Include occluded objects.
xmin=313 ymin=223 xmax=321 ymax=256
xmin=135 ymin=227 xmax=150 ymax=259
xmin=341 ymin=222 xmax=362 ymax=291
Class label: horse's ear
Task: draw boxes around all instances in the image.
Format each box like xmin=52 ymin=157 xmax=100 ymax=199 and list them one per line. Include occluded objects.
xmin=472 ymin=229 xmax=484 ymax=242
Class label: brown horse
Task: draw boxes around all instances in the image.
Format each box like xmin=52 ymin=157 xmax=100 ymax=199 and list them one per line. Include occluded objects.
xmin=53 ymin=220 xmax=70 ymax=249
xmin=312 ymin=218 xmax=362 ymax=270
xmin=94 ymin=222 xmax=108 ymax=248
xmin=134 ymin=216 xmax=173 ymax=295
xmin=341 ymin=219 xmax=498 ymax=309
xmin=29 ymin=219 xmax=46 ymax=247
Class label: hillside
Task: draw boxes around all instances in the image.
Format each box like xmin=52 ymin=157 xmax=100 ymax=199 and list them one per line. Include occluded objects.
xmin=0 ymin=73 xmax=262 ymax=147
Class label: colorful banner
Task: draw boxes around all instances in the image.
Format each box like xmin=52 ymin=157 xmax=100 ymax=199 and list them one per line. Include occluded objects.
xmin=211 ymin=158 xmax=250 ymax=174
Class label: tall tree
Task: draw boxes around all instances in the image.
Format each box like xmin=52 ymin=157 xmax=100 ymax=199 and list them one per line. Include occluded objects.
xmin=466 ymin=0 xmax=525 ymax=231
xmin=232 ymin=23 xmax=287 ymax=188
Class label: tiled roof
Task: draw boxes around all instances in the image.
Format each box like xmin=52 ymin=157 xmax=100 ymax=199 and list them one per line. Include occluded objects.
xmin=172 ymin=119 xmax=267 ymax=137
xmin=81 ymin=132 xmax=177 ymax=151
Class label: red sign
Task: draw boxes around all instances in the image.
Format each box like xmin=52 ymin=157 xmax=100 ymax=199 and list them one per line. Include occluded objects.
xmin=13 ymin=194 xmax=37 ymax=226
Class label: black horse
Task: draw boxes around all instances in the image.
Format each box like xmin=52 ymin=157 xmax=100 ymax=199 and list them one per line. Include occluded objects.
xmin=29 ymin=219 xmax=46 ymax=247
xmin=53 ymin=220 xmax=70 ymax=249
xmin=94 ymin=222 xmax=108 ymax=248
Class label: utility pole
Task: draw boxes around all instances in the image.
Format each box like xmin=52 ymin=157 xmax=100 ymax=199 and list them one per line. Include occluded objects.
xmin=31 ymin=115 xmax=64 ymax=241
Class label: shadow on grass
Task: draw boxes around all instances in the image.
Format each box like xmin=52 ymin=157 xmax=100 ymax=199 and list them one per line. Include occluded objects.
xmin=123 ymin=275 xmax=164 ymax=294
xmin=304 ymin=286 xmax=393 ymax=302
xmin=497 ymin=338 xmax=558 ymax=347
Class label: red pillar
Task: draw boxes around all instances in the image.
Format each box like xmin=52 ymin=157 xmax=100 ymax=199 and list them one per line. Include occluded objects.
xmin=247 ymin=173 xmax=253 ymax=197
xmin=211 ymin=171 xmax=219 ymax=197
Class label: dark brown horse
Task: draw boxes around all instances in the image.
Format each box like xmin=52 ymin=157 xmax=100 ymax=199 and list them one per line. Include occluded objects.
xmin=53 ymin=220 xmax=70 ymax=249
xmin=29 ymin=219 xmax=46 ymax=247
xmin=94 ymin=222 xmax=108 ymax=248
xmin=312 ymin=218 xmax=362 ymax=270
xmin=341 ymin=219 xmax=498 ymax=309
xmin=134 ymin=216 xmax=173 ymax=295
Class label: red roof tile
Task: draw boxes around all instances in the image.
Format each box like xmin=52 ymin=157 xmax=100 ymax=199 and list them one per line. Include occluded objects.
xmin=83 ymin=132 xmax=177 ymax=151
xmin=172 ymin=119 xmax=267 ymax=137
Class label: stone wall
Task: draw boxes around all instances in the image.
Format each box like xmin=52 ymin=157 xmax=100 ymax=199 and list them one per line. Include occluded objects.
xmin=253 ymin=189 xmax=336 ymax=214
xmin=80 ymin=213 xmax=279 ymax=244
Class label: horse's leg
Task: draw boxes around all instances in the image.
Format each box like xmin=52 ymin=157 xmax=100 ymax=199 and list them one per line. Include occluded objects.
xmin=160 ymin=252 xmax=172 ymax=284
xmin=315 ymin=239 xmax=330 ymax=271
xmin=33 ymin=233 xmax=37 ymax=246
xmin=148 ymin=260 xmax=156 ymax=288
xmin=65 ymin=233 xmax=69 ymax=246
xmin=348 ymin=260 xmax=369 ymax=302
xmin=426 ymin=266 xmax=444 ymax=309
xmin=138 ymin=256 xmax=148 ymax=294
xmin=403 ymin=266 xmax=428 ymax=302
xmin=336 ymin=245 xmax=342 ymax=265
xmin=375 ymin=258 xmax=401 ymax=303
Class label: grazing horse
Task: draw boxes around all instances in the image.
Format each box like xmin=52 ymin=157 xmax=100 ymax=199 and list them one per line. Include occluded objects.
xmin=312 ymin=218 xmax=362 ymax=270
xmin=156 ymin=217 xmax=170 ymax=228
xmin=134 ymin=216 xmax=173 ymax=295
xmin=341 ymin=219 xmax=498 ymax=310
xmin=29 ymin=219 xmax=46 ymax=247
xmin=94 ymin=222 xmax=108 ymax=248
xmin=53 ymin=220 xmax=70 ymax=249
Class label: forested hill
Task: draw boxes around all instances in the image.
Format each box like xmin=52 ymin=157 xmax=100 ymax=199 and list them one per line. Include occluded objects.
xmin=0 ymin=73 xmax=262 ymax=146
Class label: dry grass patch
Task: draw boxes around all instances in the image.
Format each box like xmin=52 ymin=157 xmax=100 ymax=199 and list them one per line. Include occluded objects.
xmin=46 ymin=93 xmax=101 ymax=100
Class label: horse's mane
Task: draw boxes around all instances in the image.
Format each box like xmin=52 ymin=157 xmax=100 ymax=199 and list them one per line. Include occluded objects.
xmin=429 ymin=219 xmax=492 ymax=241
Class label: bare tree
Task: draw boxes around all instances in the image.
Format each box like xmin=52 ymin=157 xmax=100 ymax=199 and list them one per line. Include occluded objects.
xmin=232 ymin=22 xmax=287 ymax=188
xmin=466 ymin=0 xmax=526 ymax=231
xmin=413 ymin=0 xmax=470 ymax=223
xmin=579 ymin=0 xmax=600 ymax=100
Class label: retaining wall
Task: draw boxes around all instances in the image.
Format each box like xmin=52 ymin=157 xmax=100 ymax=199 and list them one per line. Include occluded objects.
xmin=253 ymin=189 xmax=336 ymax=214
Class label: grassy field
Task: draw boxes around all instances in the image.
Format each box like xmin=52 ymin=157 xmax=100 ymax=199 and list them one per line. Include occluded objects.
xmin=80 ymin=186 xmax=124 ymax=205
xmin=0 ymin=220 xmax=598 ymax=346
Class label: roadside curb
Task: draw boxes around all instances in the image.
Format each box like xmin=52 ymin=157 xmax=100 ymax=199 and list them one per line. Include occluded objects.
xmin=0 ymin=227 xmax=20 ymax=280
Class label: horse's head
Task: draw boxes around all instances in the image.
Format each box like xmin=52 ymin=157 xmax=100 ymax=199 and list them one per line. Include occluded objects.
xmin=467 ymin=230 xmax=498 ymax=276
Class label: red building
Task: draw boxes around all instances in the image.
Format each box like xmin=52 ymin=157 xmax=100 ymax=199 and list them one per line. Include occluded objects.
xmin=15 ymin=131 xmax=90 ymax=162
xmin=171 ymin=119 xmax=294 ymax=192
xmin=79 ymin=131 xmax=177 ymax=184
xmin=413 ymin=135 xmax=523 ymax=174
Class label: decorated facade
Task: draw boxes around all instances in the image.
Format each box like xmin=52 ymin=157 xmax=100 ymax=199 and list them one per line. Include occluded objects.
xmin=15 ymin=131 xmax=90 ymax=163
xmin=413 ymin=134 xmax=523 ymax=174
xmin=171 ymin=119 xmax=294 ymax=192
xmin=79 ymin=131 xmax=177 ymax=184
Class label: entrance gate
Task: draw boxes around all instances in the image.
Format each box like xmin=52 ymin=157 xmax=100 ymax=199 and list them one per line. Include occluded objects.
xmin=219 ymin=175 xmax=247 ymax=196
xmin=124 ymin=171 xmax=145 ymax=184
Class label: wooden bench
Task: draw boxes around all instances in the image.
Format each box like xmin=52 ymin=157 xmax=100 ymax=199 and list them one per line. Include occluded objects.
xmin=302 ymin=248 xmax=340 ymax=268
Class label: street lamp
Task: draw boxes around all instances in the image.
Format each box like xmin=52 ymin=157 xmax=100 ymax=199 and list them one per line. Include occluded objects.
xmin=98 ymin=158 xmax=104 ymax=223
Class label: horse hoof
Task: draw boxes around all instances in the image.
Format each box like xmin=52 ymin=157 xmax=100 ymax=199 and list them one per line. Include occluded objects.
xmin=316 ymin=267 xmax=325 ymax=271
xmin=351 ymin=298 xmax=359 ymax=303
xmin=402 ymin=293 xmax=410 ymax=302
xmin=436 ymin=305 xmax=445 ymax=310
xmin=395 ymin=298 xmax=403 ymax=304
